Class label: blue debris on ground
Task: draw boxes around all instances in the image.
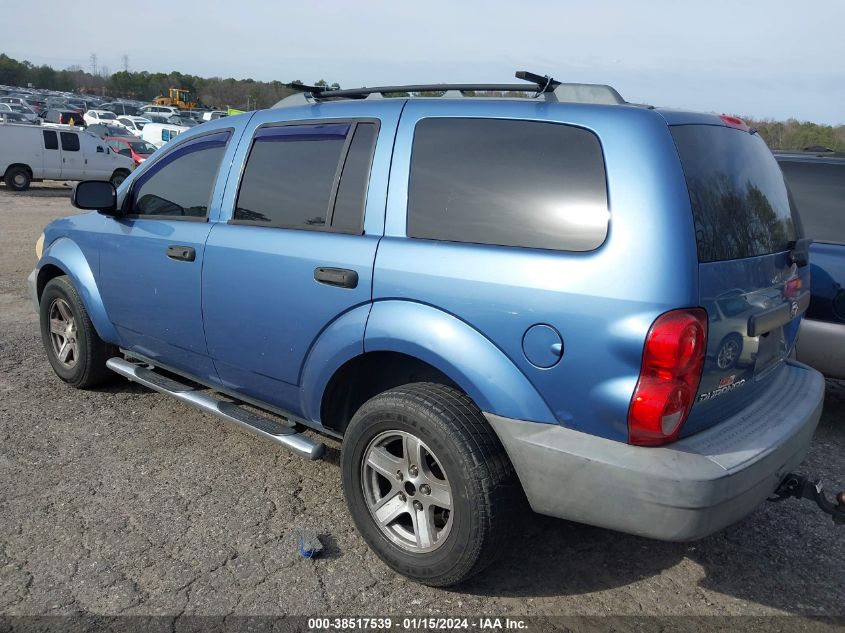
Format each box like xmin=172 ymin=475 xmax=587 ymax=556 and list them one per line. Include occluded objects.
xmin=296 ymin=528 xmax=324 ymax=558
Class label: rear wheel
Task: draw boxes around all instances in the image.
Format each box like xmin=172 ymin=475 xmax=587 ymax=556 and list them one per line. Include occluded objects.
xmin=4 ymin=166 xmax=31 ymax=191
xmin=110 ymin=170 xmax=130 ymax=188
xmin=341 ymin=383 xmax=519 ymax=586
xmin=39 ymin=276 xmax=115 ymax=388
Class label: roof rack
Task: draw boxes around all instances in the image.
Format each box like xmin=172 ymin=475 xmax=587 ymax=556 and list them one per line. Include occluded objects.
xmin=273 ymin=71 xmax=626 ymax=108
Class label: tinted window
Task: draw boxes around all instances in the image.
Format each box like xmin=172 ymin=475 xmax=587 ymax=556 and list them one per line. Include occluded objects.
xmin=43 ymin=130 xmax=58 ymax=150
xmin=235 ymin=123 xmax=353 ymax=230
xmin=407 ymin=118 xmax=608 ymax=251
xmin=131 ymin=132 xmax=229 ymax=218
xmin=671 ymin=125 xmax=797 ymax=262
xmin=60 ymin=132 xmax=79 ymax=151
xmin=330 ymin=123 xmax=377 ymax=233
xmin=779 ymin=161 xmax=845 ymax=245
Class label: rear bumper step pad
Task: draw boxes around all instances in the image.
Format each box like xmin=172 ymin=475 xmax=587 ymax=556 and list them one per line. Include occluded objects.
xmin=106 ymin=357 xmax=325 ymax=460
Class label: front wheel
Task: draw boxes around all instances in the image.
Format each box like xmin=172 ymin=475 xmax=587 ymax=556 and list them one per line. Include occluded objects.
xmin=341 ymin=383 xmax=519 ymax=586
xmin=39 ymin=276 xmax=115 ymax=388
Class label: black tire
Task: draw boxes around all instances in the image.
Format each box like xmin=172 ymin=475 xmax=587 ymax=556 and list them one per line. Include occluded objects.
xmin=4 ymin=166 xmax=31 ymax=191
xmin=341 ymin=382 xmax=518 ymax=586
xmin=39 ymin=276 xmax=116 ymax=388
xmin=110 ymin=170 xmax=129 ymax=188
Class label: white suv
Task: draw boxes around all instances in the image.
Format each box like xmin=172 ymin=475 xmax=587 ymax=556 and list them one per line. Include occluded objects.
xmin=138 ymin=105 xmax=180 ymax=117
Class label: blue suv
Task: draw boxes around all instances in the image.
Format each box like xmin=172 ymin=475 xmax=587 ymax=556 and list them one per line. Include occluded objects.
xmin=776 ymin=150 xmax=845 ymax=378
xmin=29 ymin=74 xmax=825 ymax=586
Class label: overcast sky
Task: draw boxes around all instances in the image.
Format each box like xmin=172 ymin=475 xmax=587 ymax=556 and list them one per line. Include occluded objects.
xmin=3 ymin=0 xmax=843 ymax=124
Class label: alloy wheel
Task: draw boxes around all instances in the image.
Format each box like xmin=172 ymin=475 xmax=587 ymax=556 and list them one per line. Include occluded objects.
xmin=48 ymin=298 xmax=79 ymax=368
xmin=361 ymin=430 xmax=453 ymax=553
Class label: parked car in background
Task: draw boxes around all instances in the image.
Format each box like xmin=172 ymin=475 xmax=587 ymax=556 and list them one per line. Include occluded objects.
xmin=85 ymin=124 xmax=135 ymax=139
xmin=0 ymin=123 xmax=133 ymax=190
xmin=83 ymin=109 xmax=119 ymax=126
xmin=45 ymin=97 xmax=75 ymax=111
xmin=777 ymin=151 xmax=845 ymax=378
xmin=166 ymin=115 xmax=200 ymax=128
xmin=105 ymin=136 xmax=157 ymax=165
xmin=1 ymin=102 xmax=39 ymax=122
xmin=66 ymin=98 xmax=88 ymax=112
xmin=138 ymin=104 xmax=180 ymax=117
xmin=0 ymin=112 xmax=37 ymax=125
xmin=29 ymin=76 xmax=825 ymax=587
xmin=140 ymin=121 xmax=189 ymax=148
xmin=114 ymin=116 xmax=151 ymax=137
xmin=201 ymin=110 xmax=228 ymax=121
xmin=1 ymin=96 xmax=29 ymax=107
xmin=41 ymin=109 xmax=86 ymax=127
xmin=102 ymin=102 xmax=141 ymax=116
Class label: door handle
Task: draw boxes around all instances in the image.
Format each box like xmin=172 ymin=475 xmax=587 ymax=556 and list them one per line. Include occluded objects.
xmin=167 ymin=245 xmax=196 ymax=262
xmin=314 ymin=267 xmax=358 ymax=289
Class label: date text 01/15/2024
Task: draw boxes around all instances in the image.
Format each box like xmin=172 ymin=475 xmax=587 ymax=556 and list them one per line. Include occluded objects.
xmin=306 ymin=617 xmax=528 ymax=630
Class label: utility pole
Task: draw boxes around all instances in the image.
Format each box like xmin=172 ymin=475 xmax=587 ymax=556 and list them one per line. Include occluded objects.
xmin=122 ymin=54 xmax=129 ymax=72
xmin=89 ymin=53 xmax=98 ymax=76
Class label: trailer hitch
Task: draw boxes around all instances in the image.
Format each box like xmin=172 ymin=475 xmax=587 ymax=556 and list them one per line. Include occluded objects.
xmin=769 ymin=473 xmax=845 ymax=525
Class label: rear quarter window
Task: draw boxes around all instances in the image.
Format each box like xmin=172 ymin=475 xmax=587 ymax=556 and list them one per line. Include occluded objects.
xmin=778 ymin=160 xmax=845 ymax=245
xmin=671 ymin=125 xmax=797 ymax=262
xmin=407 ymin=118 xmax=609 ymax=252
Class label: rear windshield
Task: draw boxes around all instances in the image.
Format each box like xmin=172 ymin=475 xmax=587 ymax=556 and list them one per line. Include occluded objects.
xmin=671 ymin=125 xmax=797 ymax=262
xmin=778 ymin=160 xmax=845 ymax=245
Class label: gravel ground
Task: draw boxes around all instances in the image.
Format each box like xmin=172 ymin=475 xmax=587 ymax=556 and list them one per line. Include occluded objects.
xmin=0 ymin=183 xmax=843 ymax=624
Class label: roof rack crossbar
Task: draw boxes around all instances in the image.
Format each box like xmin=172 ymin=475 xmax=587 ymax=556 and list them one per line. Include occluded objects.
xmin=288 ymin=83 xmax=542 ymax=100
xmin=275 ymin=72 xmax=627 ymax=108
xmin=287 ymin=71 xmax=562 ymax=101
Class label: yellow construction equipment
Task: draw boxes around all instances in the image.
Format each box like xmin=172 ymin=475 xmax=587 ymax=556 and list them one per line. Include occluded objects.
xmin=153 ymin=88 xmax=197 ymax=110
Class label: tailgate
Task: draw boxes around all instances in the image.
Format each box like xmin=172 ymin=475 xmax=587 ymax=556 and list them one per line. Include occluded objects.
xmin=670 ymin=123 xmax=809 ymax=435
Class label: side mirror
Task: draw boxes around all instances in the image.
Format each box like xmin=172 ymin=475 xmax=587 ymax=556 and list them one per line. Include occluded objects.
xmin=72 ymin=180 xmax=117 ymax=214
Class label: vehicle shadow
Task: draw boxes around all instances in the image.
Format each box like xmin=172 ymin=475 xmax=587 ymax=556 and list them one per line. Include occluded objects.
xmin=90 ymin=378 xmax=845 ymax=614
xmin=2 ymin=184 xmax=72 ymax=197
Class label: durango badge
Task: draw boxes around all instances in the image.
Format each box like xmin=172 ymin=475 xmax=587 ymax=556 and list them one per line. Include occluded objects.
xmin=699 ymin=375 xmax=747 ymax=402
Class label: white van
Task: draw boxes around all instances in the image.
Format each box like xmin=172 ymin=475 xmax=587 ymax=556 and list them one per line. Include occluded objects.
xmin=0 ymin=123 xmax=135 ymax=191
xmin=140 ymin=122 xmax=189 ymax=149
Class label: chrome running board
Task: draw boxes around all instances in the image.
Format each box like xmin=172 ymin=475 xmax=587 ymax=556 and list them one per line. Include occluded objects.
xmin=106 ymin=357 xmax=325 ymax=460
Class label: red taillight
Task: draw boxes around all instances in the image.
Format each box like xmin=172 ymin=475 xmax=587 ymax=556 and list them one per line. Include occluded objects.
xmin=719 ymin=114 xmax=751 ymax=132
xmin=628 ymin=309 xmax=707 ymax=446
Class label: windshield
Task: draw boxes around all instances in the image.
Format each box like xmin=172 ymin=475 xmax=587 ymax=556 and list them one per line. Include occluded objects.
xmin=129 ymin=141 xmax=157 ymax=154
xmin=671 ymin=124 xmax=797 ymax=262
xmin=99 ymin=112 xmax=116 ymax=120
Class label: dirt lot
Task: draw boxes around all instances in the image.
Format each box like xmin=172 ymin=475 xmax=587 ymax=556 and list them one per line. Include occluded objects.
xmin=1 ymin=184 xmax=844 ymax=624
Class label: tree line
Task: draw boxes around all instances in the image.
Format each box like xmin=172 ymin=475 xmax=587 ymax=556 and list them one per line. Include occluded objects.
xmin=0 ymin=53 xmax=338 ymax=111
xmin=1 ymin=52 xmax=843 ymax=150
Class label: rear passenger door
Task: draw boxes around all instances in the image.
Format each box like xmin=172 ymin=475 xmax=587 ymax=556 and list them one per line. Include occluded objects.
xmin=201 ymin=103 xmax=403 ymax=416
